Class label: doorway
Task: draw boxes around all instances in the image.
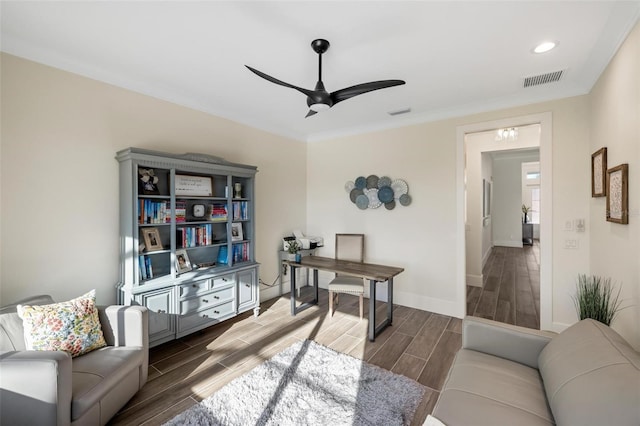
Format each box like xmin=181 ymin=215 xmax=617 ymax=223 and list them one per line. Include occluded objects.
xmin=456 ymin=113 xmax=552 ymax=330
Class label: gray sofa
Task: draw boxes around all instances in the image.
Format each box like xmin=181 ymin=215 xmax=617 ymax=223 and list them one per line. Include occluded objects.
xmin=0 ymin=295 xmax=148 ymax=425
xmin=433 ymin=316 xmax=640 ymax=426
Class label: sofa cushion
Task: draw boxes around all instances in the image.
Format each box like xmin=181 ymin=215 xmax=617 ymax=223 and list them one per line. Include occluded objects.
xmin=17 ymin=290 xmax=106 ymax=357
xmin=538 ymin=319 xmax=640 ymax=426
xmin=71 ymin=346 xmax=144 ymax=422
xmin=433 ymin=349 xmax=554 ymax=426
xmin=0 ymin=295 xmax=54 ymax=351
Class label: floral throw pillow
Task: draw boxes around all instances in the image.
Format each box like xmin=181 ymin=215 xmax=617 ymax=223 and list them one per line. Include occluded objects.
xmin=17 ymin=290 xmax=106 ymax=357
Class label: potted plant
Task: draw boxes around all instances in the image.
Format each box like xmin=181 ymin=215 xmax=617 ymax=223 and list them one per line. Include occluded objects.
xmin=522 ymin=204 xmax=531 ymax=223
xmin=572 ymin=274 xmax=624 ymax=326
xmin=286 ymin=239 xmax=300 ymax=261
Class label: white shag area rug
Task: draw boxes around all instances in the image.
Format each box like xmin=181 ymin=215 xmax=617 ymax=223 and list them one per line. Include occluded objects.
xmin=164 ymin=339 xmax=426 ymax=426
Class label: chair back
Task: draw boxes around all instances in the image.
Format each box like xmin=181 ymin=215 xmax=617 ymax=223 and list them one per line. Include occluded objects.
xmin=335 ymin=233 xmax=364 ymax=264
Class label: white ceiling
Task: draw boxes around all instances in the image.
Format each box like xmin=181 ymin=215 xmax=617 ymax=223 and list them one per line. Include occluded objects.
xmin=2 ymin=1 xmax=639 ymax=142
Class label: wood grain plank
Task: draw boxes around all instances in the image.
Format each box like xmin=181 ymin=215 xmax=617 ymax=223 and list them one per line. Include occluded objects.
xmin=417 ymin=331 xmax=462 ymax=391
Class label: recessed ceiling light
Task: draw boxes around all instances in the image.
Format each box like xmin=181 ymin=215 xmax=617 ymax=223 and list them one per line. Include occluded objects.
xmin=533 ymin=41 xmax=557 ymax=54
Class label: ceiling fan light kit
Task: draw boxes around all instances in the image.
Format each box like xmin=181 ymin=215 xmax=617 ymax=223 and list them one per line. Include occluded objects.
xmin=246 ymin=38 xmax=405 ymax=117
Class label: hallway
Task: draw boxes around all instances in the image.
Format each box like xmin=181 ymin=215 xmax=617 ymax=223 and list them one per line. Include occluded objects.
xmin=467 ymin=242 xmax=540 ymax=329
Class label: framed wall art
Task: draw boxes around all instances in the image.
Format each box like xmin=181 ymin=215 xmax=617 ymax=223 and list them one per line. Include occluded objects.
xmin=591 ymin=147 xmax=607 ymax=197
xmin=175 ymin=174 xmax=213 ymax=196
xmin=606 ymin=163 xmax=628 ymax=224
xmin=141 ymin=228 xmax=163 ymax=251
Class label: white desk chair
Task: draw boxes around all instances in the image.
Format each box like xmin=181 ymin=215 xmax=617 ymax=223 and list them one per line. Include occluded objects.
xmin=328 ymin=234 xmax=365 ymax=319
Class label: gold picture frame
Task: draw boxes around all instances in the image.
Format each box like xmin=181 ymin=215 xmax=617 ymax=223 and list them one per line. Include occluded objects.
xmin=141 ymin=228 xmax=163 ymax=251
xmin=606 ymin=163 xmax=628 ymax=224
xmin=591 ymin=147 xmax=607 ymax=197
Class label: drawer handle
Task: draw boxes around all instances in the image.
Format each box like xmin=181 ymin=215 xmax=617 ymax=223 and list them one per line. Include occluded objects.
xmin=214 ymin=310 xmax=220 ymax=314
xmin=222 ymin=278 xmax=227 ymax=282
xmin=192 ymin=284 xmax=197 ymax=288
xmin=202 ymin=314 xmax=208 ymax=318
xmin=214 ymin=295 xmax=220 ymax=300
xmin=202 ymin=299 xmax=209 ymax=303
xmin=245 ymin=284 xmax=250 ymax=288
xmin=157 ymin=309 xmax=166 ymax=314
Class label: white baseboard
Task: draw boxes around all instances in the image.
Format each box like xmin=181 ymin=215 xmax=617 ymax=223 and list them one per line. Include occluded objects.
xmin=394 ymin=290 xmax=464 ymax=319
xmin=466 ymin=274 xmax=483 ymax=287
xmin=493 ymin=240 xmax=523 ymax=248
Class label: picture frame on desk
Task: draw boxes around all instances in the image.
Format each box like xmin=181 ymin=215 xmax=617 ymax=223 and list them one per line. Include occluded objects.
xmin=175 ymin=249 xmax=192 ymax=273
xmin=231 ymin=222 xmax=243 ymax=241
xmin=141 ymin=228 xmax=163 ymax=251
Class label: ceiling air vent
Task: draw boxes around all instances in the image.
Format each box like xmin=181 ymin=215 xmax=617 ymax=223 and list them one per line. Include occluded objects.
xmin=523 ymin=70 xmax=564 ymax=88
xmin=388 ymin=107 xmax=411 ymax=116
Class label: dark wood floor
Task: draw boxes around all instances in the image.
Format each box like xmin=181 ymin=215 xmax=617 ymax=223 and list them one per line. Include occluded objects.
xmin=467 ymin=242 xmax=540 ymax=329
xmin=110 ymin=289 xmax=462 ymax=425
xmin=110 ymin=244 xmax=538 ymax=425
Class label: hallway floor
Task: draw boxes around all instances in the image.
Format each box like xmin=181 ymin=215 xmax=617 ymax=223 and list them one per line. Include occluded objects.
xmin=467 ymin=241 xmax=540 ymax=329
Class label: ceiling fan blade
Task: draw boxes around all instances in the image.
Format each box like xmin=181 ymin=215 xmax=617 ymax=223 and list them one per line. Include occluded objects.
xmin=305 ymin=110 xmax=317 ymax=118
xmin=330 ymin=80 xmax=405 ymax=105
xmin=245 ymin=65 xmax=315 ymax=98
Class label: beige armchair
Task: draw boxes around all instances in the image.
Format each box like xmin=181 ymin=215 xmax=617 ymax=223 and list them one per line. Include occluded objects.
xmin=0 ymin=295 xmax=148 ymax=425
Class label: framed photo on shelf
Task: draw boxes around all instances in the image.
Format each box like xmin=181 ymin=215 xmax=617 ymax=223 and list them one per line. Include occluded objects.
xmin=606 ymin=163 xmax=628 ymax=224
xmin=141 ymin=228 xmax=163 ymax=251
xmin=175 ymin=174 xmax=213 ymax=196
xmin=591 ymin=147 xmax=607 ymax=197
xmin=231 ymin=222 xmax=243 ymax=241
xmin=138 ymin=168 xmax=160 ymax=195
xmin=175 ymin=249 xmax=192 ymax=273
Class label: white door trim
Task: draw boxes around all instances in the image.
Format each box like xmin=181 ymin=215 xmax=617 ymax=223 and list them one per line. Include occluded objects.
xmin=456 ymin=112 xmax=553 ymax=329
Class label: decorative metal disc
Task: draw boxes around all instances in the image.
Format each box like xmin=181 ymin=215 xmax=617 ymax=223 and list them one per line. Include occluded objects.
xmin=366 ymin=175 xmax=379 ymax=189
xmin=399 ymin=193 xmax=412 ymax=206
xmin=354 ymin=176 xmax=367 ymax=189
xmin=349 ymin=188 xmax=364 ymax=203
xmin=378 ymin=176 xmax=392 ymax=188
xmin=384 ymin=200 xmax=396 ymax=210
xmin=355 ymin=194 xmax=369 ymax=210
xmin=344 ymin=181 xmax=355 ymax=193
xmin=378 ymin=186 xmax=394 ymax=203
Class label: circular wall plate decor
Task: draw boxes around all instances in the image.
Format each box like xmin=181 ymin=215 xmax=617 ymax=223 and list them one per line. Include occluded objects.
xmin=355 ymin=194 xmax=369 ymax=210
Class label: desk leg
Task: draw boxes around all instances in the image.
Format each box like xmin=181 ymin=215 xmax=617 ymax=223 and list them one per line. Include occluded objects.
xmin=369 ymin=278 xmax=394 ymax=341
xmin=313 ymin=268 xmax=319 ymax=303
xmin=369 ymin=279 xmax=376 ymax=341
xmin=290 ymin=264 xmax=319 ymax=316
xmin=388 ymin=277 xmax=394 ymax=324
xmin=290 ymin=264 xmax=297 ymax=316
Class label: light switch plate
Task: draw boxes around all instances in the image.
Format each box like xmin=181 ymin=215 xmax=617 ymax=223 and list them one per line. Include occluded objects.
xmin=564 ymin=220 xmax=573 ymax=231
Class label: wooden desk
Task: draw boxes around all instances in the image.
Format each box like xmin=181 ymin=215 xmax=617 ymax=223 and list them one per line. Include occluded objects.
xmin=284 ymin=256 xmax=404 ymax=341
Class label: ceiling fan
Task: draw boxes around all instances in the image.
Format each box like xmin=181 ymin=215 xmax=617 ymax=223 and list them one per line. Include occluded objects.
xmin=245 ymin=39 xmax=405 ymax=118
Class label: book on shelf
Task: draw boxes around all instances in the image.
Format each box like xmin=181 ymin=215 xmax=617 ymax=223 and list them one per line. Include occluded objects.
xmin=210 ymin=203 xmax=228 ymax=222
xmin=138 ymin=199 xmax=171 ymax=224
xmin=232 ymin=201 xmax=249 ymax=220
xmin=232 ymin=242 xmax=250 ymax=263
xmin=177 ymin=224 xmax=213 ymax=248
xmin=138 ymin=255 xmax=154 ymax=280
xmin=175 ymin=200 xmax=186 ymax=223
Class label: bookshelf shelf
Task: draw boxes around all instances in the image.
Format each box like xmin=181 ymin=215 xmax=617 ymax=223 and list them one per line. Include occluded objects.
xmin=116 ymin=147 xmax=260 ymax=347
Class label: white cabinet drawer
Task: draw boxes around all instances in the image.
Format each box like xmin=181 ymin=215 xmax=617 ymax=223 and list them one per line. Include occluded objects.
xmin=180 ymin=286 xmax=234 ymax=315
xmin=212 ymin=274 xmax=235 ymax=288
xmin=179 ymin=280 xmax=210 ymax=298
xmin=178 ymin=300 xmax=235 ymax=332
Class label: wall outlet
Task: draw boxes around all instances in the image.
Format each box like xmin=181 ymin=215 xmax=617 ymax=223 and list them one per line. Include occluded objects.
xmin=564 ymin=239 xmax=579 ymax=249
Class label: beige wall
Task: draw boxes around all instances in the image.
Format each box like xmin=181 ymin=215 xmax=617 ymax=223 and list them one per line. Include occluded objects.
xmin=308 ymin=96 xmax=591 ymax=329
xmin=589 ymin=21 xmax=639 ymax=348
xmin=1 ymin=20 xmax=638 ymax=349
xmin=0 ymin=53 xmax=307 ymax=305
